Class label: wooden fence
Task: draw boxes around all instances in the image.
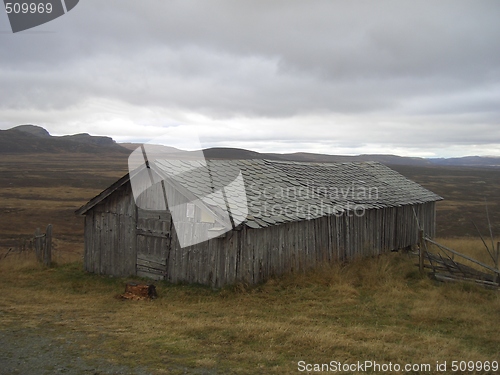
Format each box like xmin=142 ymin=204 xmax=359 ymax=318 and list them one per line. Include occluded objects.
xmin=418 ymin=230 xmax=500 ymax=288
xmin=34 ymin=224 xmax=52 ymax=267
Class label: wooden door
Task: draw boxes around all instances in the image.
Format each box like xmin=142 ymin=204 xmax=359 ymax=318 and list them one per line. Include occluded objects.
xmin=136 ymin=208 xmax=172 ymax=280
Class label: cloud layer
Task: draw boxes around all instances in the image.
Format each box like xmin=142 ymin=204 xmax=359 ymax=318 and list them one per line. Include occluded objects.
xmin=1 ymin=0 xmax=500 ymax=157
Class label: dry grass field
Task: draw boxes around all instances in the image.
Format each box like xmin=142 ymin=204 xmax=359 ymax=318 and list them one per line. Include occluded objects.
xmin=390 ymin=164 xmax=500 ymax=238
xmin=0 ymin=153 xmax=129 ymax=259
xmin=1 ymin=153 xmax=499 ymax=374
xmin=1 ymin=249 xmax=499 ymax=374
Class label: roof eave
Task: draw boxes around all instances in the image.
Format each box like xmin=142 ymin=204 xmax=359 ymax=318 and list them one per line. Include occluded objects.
xmin=75 ymin=172 xmax=131 ymax=215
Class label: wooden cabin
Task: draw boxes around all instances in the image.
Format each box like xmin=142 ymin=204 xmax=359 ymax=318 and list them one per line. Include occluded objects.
xmin=76 ymin=159 xmax=442 ymax=287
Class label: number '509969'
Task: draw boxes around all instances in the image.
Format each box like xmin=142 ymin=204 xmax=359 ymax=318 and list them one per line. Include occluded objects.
xmin=5 ymin=3 xmax=53 ymax=14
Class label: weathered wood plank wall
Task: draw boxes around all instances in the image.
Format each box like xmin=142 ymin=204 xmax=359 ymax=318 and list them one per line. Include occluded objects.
xmin=161 ymin=201 xmax=436 ymax=287
xmin=83 ymin=183 xmax=137 ymax=277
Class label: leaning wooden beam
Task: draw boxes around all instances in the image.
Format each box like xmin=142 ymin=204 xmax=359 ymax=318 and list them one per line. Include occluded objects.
xmin=437 ymin=253 xmax=459 ymax=276
xmin=440 ymin=251 xmax=468 ymax=277
xmin=485 ymin=200 xmax=496 ymax=267
xmin=425 ymin=237 xmax=500 ymax=276
xmin=423 ymin=264 xmax=453 ymax=272
xmin=419 ymin=230 xmax=425 ymax=273
xmin=2 ymin=248 xmax=13 ymax=259
xmin=434 ymin=273 xmax=499 ymax=288
xmin=424 ymin=252 xmax=438 ymax=273
xmin=471 ymin=220 xmax=497 ymax=266
xmin=412 ymin=206 xmax=421 ymax=231
xmin=497 ymin=242 xmax=500 ymax=271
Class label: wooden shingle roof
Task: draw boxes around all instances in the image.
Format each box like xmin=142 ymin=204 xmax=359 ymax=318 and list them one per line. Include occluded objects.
xmin=150 ymin=159 xmax=442 ymax=229
xmin=77 ymin=159 xmax=442 ymax=229
xmin=77 ymin=159 xmax=442 ymax=227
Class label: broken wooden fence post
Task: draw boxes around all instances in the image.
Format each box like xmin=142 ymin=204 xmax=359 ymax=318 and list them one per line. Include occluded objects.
xmin=44 ymin=224 xmax=52 ymax=267
xmin=419 ymin=229 xmax=425 ymax=274
xmin=34 ymin=228 xmax=42 ymax=262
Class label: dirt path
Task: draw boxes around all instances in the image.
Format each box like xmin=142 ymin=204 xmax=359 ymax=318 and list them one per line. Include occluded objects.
xmin=0 ymin=327 xmax=152 ymax=375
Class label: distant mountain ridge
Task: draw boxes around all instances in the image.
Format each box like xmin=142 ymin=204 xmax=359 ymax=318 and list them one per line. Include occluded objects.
xmin=200 ymin=148 xmax=500 ymax=167
xmin=0 ymin=125 xmax=130 ymax=154
xmin=429 ymin=156 xmax=500 ymax=167
xmin=2 ymin=125 xmax=499 ymax=167
xmin=14 ymin=124 xmax=51 ymax=138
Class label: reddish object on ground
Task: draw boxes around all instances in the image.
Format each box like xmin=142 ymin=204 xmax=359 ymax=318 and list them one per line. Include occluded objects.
xmin=118 ymin=282 xmax=158 ymax=300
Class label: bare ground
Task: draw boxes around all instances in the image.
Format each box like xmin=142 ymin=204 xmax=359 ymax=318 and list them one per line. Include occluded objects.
xmin=0 ymin=327 xmax=153 ymax=375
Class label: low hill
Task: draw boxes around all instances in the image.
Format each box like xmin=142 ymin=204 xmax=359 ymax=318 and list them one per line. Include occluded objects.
xmin=3 ymin=125 xmax=499 ymax=167
xmin=201 ymin=147 xmax=500 ymax=167
xmin=60 ymin=133 xmax=117 ymax=147
xmin=192 ymin=147 xmax=433 ymax=165
xmin=202 ymin=147 xmax=288 ymax=160
xmin=430 ymin=156 xmax=500 ymax=167
xmin=0 ymin=125 xmax=130 ymax=154
xmin=13 ymin=124 xmax=51 ymax=138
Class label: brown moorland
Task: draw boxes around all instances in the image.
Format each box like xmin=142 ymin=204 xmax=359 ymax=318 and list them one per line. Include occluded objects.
xmin=0 ymin=152 xmax=499 ymax=374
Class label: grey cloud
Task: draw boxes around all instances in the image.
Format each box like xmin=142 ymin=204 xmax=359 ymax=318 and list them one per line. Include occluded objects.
xmin=1 ymin=0 xmax=500 ymax=155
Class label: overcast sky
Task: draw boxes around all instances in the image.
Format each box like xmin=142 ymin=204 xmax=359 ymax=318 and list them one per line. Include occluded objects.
xmin=1 ymin=1 xmax=500 ymax=157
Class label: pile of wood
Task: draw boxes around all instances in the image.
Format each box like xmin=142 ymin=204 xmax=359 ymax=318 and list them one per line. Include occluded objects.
xmin=419 ymin=237 xmax=500 ymax=289
xmin=424 ymin=252 xmax=499 ymax=288
xmin=118 ymin=282 xmax=158 ymax=301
